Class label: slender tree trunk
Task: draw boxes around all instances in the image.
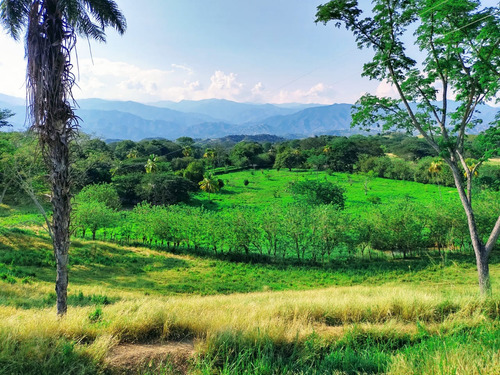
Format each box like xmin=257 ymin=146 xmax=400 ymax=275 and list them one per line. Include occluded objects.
xmin=0 ymin=182 xmax=11 ymax=204
xmin=448 ymin=161 xmax=493 ymax=296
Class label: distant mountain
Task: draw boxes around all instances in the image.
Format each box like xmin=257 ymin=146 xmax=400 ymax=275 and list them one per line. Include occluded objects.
xmin=0 ymin=94 xmax=24 ymax=106
xmin=78 ymin=99 xmax=215 ymax=125
xmin=240 ymin=103 xmax=354 ymax=137
xmin=1 ymin=94 xmax=497 ymax=141
xmin=76 ymin=109 xmax=187 ymax=140
xmin=149 ymin=98 xmax=325 ymax=124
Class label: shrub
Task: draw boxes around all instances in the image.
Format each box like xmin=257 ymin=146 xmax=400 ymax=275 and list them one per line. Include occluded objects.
xmin=368 ymin=198 xmax=426 ymax=258
xmin=138 ymin=173 xmax=197 ymax=205
xmin=477 ymin=164 xmax=500 ymax=191
xmin=74 ymin=183 xmax=121 ymax=209
xmin=111 ymin=172 xmax=143 ymax=206
xmin=290 ymin=179 xmax=345 ymax=209
xmin=183 ymin=160 xmax=205 ymax=183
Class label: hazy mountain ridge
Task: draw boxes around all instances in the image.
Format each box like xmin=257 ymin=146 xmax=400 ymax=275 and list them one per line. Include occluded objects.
xmin=148 ymin=98 xmax=325 ymax=124
xmin=1 ymin=94 xmax=497 ymax=141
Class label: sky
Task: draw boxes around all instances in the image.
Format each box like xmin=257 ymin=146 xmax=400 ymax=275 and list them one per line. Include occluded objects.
xmin=0 ymin=0 xmax=498 ymax=105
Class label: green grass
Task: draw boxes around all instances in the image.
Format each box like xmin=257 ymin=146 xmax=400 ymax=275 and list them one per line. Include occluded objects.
xmin=0 ymin=169 xmax=499 ymax=374
xmin=0 ymin=226 xmax=499 ymax=374
xmin=1 ymin=227 xmax=498 ymax=305
xmin=190 ymin=169 xmax=458 ymax=211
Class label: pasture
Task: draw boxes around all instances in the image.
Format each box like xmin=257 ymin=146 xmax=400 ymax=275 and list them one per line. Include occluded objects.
xmin=0 ymin=169 xmax=499 ymax=374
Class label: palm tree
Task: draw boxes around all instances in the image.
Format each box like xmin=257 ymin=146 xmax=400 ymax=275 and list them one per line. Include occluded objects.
xmin=203 ymin=148 xmax=216 ymax=170
xmin=429 ymin=160 xmax=443 ymax=198
xmin=182 ymin=146 xmax=193 ymax=157
xmin=145 ymin=154 xmax=158 ymax=174
xmin=199 ymin=174 xmax=220 ymax=202
xmin=0 ymin=0 xmax=126 ymax=316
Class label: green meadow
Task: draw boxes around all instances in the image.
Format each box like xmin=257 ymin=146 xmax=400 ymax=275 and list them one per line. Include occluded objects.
xmin=191 ymin=169 xmax=457 ymax=209
xmin=0 ymin=170 xmax=499 ymax=374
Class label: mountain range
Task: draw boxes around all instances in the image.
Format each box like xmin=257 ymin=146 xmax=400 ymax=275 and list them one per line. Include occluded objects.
xmin=0 ymin=94 xmax=497 ymax=141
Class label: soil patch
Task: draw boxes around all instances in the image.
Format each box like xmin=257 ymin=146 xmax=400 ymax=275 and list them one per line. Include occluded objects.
xmin=105 ymin=340 xmax=195 ymax=374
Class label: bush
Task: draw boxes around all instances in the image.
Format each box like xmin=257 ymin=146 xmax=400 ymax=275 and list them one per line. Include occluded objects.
xmin=74 ymin=183 xmax=121 ymax=209
xmin=290 ymin=179 xmax=345 ymax=209
xmin=111 ymin=172 xmax=143 ymax=206
xmin=171 ymin=156 xmax=195 ymax=171
xmin=138 ymin=173 xmax=197 ymax=205
xmin=183 ymin=160 xmax=205 ymax=183
xmin=477 ymin=164 xmax=500 ymax=191
xmin=369 ymin=198 xmax=426 ymax=258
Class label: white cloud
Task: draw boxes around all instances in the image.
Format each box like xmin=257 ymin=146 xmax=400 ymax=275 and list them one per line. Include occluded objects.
xmin=375 ymin=80 xmax=398 ymax=98
xmin=0 ymin=35 xmax=26 ymax=98
xmin=72 ymin=59 xmax=339 ymax=104
xmin=171 ymin=64 xmax=193 ymax=75
xmin=0 ymin=46 xmax=342 ymax=105
xmin=271 ymin=83 xmax=336 ymax=104
xmin=206 ymin=71 xmax=245 ymax=100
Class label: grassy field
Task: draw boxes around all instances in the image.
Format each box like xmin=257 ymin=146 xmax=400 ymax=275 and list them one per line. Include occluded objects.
xmin=191 ymin=169 xmax=458 ymax=210
xmin=0 ymin=170 xmax=499 ymax=374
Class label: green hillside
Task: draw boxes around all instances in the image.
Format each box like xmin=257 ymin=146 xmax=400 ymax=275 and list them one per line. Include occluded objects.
xmin=0 ymin=169 xmax=499 ymax=374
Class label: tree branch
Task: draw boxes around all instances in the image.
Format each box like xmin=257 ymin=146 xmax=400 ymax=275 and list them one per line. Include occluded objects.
xmin=485 ymin=215 xmax=500 ymax=257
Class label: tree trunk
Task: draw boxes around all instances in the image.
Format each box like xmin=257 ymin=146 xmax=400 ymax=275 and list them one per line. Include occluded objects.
xmin=50 ymin=137 xmax=71 ymax=316
xmin=477 ymin=250 xmax=491 ymax=296
xmin=448 ymin=161 xmax=493 ymax=296
xmin=0 ymin=182 xmax=10 ymax=204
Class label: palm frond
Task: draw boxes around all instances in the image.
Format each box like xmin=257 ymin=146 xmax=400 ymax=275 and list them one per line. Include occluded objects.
xmin=0 ymin=0 xmax=30 ymax=40
xmin=80 ymin=0 xmax=126 ymax=38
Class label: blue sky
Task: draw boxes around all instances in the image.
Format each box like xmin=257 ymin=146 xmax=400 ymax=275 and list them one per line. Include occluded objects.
xmin=0 ymin=0 xmax=498 ymax=104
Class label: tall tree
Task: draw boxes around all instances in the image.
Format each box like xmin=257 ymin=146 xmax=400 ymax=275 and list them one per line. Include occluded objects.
xmin=316 ymin=0 xmax=500 ymax=295
xmin=0 ymin=0 xmax=126 ymax=315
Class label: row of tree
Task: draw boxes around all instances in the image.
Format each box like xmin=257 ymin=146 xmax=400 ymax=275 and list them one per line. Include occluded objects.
xmin=71 ymin=183 xmax=498 ymax=263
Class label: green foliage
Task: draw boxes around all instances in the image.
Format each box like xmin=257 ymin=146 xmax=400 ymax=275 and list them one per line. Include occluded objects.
xmin=170 ymin=156 xmax=195 ymax=171
xmin=290 ymin=179 xmax=345 ymax=208
xmin=144 ymin=154 xmax=158 ymax=174
xmin=0 ymin=108 xmax=13 ymax=128
xmin=0 ymin=335 xmax=101 ymax=375
xmin=369 ymin=198 xmax=427 ymax=258
xmin=112 ymin=140 xmax=139 ymax=160
xmin=230 ymin=141 xmax=264 ymax=168
xmin=88 ymin=306 xmax=103 ymax=323
xmin=316 ymin=0 xmax=500 ymax=295
xmin=138 ymin=173 xmax=196 ymax=206
xmin=183 ymin=160 xmax=205 ymax=183
xmin=273 ymin=148 xmax=304 ymax=171
xmin=111 ymin=172 xmax=143 ymax=206
xmin=478 ymin=164 xmax=500 ymax=191
xmin=74 ymin=183 xmax=121 ymax=209
xmin=72 ymin=135 xmax=113 ymax=189
xmin=199 ymin=175 xmax=220 ymax=201
xmin=72 ymin=201 xmax=118 ymax=240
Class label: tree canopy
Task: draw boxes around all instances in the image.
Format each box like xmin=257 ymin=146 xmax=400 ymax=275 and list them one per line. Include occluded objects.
xmin=316 ymin=0 xmax=500 ymax=295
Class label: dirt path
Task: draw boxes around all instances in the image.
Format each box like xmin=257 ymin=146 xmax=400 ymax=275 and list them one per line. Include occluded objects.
xmin=105 ymin=340 xmax=196 ymax=374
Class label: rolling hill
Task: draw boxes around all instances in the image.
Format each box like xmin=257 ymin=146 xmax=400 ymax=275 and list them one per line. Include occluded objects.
xmin=0 ymin=94 xmax=497 ymax=141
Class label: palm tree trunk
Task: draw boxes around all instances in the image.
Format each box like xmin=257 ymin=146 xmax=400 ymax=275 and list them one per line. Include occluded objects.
xmin=49 ymin=134 xmax=71 ymax=315
xmin=26 ymin=0 xmax=75 ymax=316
